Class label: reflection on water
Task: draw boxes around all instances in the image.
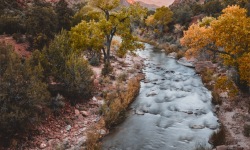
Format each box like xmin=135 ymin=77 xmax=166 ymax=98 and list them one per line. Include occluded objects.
xmin=102 ymin=44 xmax=218 ymax=150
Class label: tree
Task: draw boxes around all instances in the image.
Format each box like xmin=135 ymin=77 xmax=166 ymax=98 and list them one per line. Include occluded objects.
xmin=145 ymin=6 xmax=173 ymax=33
xmin=70 ymin=21 xmax=104 ymax=59
xmin=171 ymin=4 xmax=193 ymax=27
xmin=26 ymin=2 xmax=58 ymax=49
xmin=203 ymin=0 xmax=223 ymax=16
xmin=63 ymin=54 xmax=94 ymax=101
xmin=41 ymin=30 xmax=73 ymax=81
xmin=40 ymin=30 xmax=94 ymax=100
xmin=0 ymin=43 xmax=50 ymax=145
xmin=70 ymin=1 xmax=146 ymax=64
xmin=55 ymin=0 xmax=74 ymax=31
xmin=181 ymin=6 xmax=250 ymax=86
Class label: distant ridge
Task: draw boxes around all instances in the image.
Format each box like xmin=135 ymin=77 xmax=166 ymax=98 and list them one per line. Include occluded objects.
xmin=121 ymin=0 xmax=158 ymax=10
xmin=170 ymin=0 xmax=205 ymax=7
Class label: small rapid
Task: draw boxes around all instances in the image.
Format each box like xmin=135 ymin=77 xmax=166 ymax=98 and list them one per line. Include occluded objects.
xmin=102 ymin=43 xmax=219 ymax=150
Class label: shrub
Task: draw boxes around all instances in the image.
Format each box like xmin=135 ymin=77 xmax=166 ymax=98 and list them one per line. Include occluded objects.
xmin=201 ymin=68 xmax=214 ymax=84
xmin=12 ymin=33 xmax=25 ymax=43
xmin=63 ymin=54 xmax=94 ymax=101
xmin=39 ymin=31 xmax=94 ymax=103
xmin=209 ymin=124 xmax=226 ymax=147
xmin=214 ymin=76 xmax=239 ymax=98
xmin=243 ymin=123 xmax=250 ymax=137
xmin=101 ymin=63 xmax=113 ymax=76
xmin=176 ymin=50 xmax=185 ymax=59
xmin=102 ymin=77 xmax=140 ymax=129
xmin=0 ymin=44 xmax=50 ymax=146
xmin=117 ymin=73 xmax=128 ymax=82
xmin=0 ymin=15 xmax=25 ymax=34
xmin=85 ymin=118 xmax=105 ymax=150
xmin=211 ymin=91 xmax=222 ymax=105
xmin=85 ymin=128 xmax=101 ymax=150
xmin=89 ymin=56 xmax=100 ymax=66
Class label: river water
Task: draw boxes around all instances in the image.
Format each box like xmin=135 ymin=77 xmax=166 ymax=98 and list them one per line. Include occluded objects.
xmin=102 ymin=44 xmax=219 ymax=150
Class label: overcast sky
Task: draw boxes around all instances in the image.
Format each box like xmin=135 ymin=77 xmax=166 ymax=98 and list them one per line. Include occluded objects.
xmin=134 ymin=0 xmax=175 ymax=6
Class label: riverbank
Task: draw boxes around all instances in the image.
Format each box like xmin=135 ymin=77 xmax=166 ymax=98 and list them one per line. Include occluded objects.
xmin=22 ymin=51 xmax=144 ymax=149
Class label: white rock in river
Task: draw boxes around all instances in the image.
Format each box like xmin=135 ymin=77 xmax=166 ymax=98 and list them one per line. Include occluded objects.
xmin=135 ymin=110 xmax=145 ymax=115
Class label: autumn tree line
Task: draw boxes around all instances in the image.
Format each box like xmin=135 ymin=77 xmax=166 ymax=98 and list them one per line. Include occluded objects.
xmin=0 ymin=0 xmax=249 ymax=148
xmin=142 ymin=0 xmax=249 ymax=92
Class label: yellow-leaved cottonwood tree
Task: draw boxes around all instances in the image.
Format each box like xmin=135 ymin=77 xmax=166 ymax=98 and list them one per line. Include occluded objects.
xmin=70 ymin=0 xmax=147 ymax=64
xmin=181 ymin=5 xmax=250 ymax=85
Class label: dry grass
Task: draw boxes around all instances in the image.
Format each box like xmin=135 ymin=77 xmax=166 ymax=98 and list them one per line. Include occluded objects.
xmin=85 ymin=119 xmax=106 ymax=150
xmin=102 ymin=77 xmax=141 ymax=129
xmin=209 ymin=124 xmax=226 ymax=147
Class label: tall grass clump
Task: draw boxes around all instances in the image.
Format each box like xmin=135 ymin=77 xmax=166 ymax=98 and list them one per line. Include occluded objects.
xmin=102 ymin=77 xmax=141 ymax=129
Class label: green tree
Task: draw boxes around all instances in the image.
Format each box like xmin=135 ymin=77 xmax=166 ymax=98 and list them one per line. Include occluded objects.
xmin=63 ymin=54 xmax=94 ymax=101
xmin=26 ymin=2 xmax=58 ymax=49
xmin=41 ymin=30 xmax=73 ymax=81
xmin=55 ymin=0 xmax=74 ymax=31
xmin=40 ymin=30 xmax=94 ymax=100
xmin=71 ymin=1 xmax=146 ymax=64
xmin=146 ymin=6 xmax=173 ymax=33
xmin=0 ymin=43 xmax=50 ymax=145
xmin=171 ymin=4 xmax=193 ymax=27
xmin=72 ymin=5 xmax=101 ymax=26
xmin=203 ymin=0 xmax=223 ymax=16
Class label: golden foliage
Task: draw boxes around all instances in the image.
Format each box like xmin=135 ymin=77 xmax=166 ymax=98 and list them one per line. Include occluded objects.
xmin=180 ymin=23 xmax=213 ymax=59
xmin=181 ymin=6 xmax=250 ymax=85
xmin=214 ymin=76 xmax=239 ymax=98
xmin=238 ymin=52 xmax=250 ymax=85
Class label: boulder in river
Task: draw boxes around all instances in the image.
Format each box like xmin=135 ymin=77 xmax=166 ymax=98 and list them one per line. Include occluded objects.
xmin=135 ymin=110 xmax=145 ymax=115
xmin=146 ymin=91 xmax=157 ymax=97
xmin=190 ymin=125 xmax=205 ymax=129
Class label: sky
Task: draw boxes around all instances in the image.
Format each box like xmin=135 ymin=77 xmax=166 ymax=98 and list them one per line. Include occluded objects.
xmin=134 ymin=0 xmax=175 ymax=6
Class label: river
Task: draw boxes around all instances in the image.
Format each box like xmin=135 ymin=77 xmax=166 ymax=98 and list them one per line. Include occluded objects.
xmin=102 ymin=43 xmax=219 ymax=150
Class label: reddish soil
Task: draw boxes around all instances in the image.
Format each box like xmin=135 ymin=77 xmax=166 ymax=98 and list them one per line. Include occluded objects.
xmin=0 ymin=35 xmax=31 ymax=58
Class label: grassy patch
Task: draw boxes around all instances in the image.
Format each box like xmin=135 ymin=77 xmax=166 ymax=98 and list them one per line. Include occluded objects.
xmin=102 ymin=77 xmax=141 ymax=129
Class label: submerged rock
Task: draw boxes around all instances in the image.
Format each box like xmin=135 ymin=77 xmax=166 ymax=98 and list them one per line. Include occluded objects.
xmin=190 ymin=125 xmax=205 ymax=129
xmin=146 ymin=91 xmax=157 ymax=97
xmin=135 ymin=110 xmax=145 ymax=115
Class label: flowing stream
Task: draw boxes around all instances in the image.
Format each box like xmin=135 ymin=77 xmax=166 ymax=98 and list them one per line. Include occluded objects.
xmin=102 ymin=44 xmax=219 ymax=150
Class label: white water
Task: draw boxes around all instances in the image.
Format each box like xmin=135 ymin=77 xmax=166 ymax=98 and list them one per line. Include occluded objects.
xmin=102 ymin=44 xmax=218 ymax=150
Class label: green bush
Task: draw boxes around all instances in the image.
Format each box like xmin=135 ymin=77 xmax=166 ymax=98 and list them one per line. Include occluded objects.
xmin=39 ymin=31 xmax=94 ymax=102
xmin=63 ymin=54 xmax=94 ymax=101
xmin=0 ymin=43 xmax=50 ymax=146
xmin=101 ymin=63 xmax=113 ymax=76
xmin=0 ymin=15 xmax=25 ymax=34
xmin=12 ymin=33 xmax=25 ymax=43
xmin=89 ymin=56 xmax=100 ymax=66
